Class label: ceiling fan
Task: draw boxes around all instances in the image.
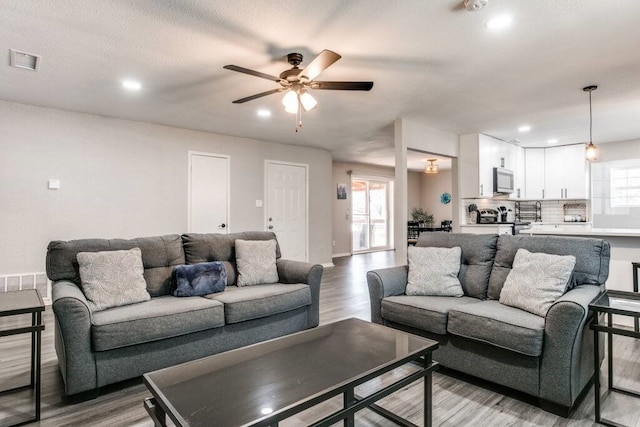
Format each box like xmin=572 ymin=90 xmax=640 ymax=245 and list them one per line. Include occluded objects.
xmin=223 ymin=49 xmax=374 ymax=130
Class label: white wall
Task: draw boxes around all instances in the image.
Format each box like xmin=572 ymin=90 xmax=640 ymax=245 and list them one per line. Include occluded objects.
xmin=0 ymin=101 xmax=333 ymax=274
xmin=420 ymin=169 xmax=453 ymax=225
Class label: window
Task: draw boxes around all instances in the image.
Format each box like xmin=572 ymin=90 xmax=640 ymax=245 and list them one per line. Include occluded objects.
xmin=610 ymin=166 xmax=640 ymax=208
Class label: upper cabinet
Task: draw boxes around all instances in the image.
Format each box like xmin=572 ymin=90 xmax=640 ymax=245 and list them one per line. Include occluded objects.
xmin=544 ymin=144 xmax=589 ymax=199
xmin=525 ymin=149 xmax=545 ymax=199
xmin=460 ymin=133 xmax=519 ymax=198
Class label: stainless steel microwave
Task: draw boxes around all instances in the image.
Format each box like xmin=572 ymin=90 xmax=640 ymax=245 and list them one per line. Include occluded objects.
xmin=493 ymin=167 xmax=514 ymax=194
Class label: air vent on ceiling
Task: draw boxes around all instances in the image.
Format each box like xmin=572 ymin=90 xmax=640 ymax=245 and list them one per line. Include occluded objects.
xmin=9 ymin=49 xmax=41 ymax=71
xmin=508 ymin=139 xmax=522 ymax=145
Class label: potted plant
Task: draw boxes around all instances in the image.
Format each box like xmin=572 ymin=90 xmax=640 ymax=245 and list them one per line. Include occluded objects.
xmin=411 ymin=207 xmax=434 ymax=227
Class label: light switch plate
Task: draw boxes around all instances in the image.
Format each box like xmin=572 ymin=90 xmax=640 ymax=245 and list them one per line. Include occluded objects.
xmin=256 ymin=199 xmax=263 ymax=207
xmin=48 ymin=179 xmax=60 ymax=189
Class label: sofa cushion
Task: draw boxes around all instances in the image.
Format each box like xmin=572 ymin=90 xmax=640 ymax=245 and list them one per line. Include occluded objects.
xmin=487 ymin=235 xmax=610 ymax=300
xmin=181 ymin=232 xmax=282 ymax=285
xmin=77 ymin=248 xmax=151 ymax=312
xmin=406 ymin=246 xmax=463 ymax=297
xmin=46 ymin=234 xmax=185 ymax=297
xmin=91 ymin=295 xmax=224 ymax=351
xmin=172 ymin=262 xmax=227 ymax=297
xmin=499 ymin=249 xmax=576 ymax=317
xmin=447 ymin=300 xmax=545 ymax=357
xmin=416 ymin=233 xmax=498 ymax=299
xmin=235 ymin=239 xmax=279 ymax=287
xmin=381 ymin=296 xmax=480 ymax=335
xmin=205 ymin=284 xmax=310 ymax=324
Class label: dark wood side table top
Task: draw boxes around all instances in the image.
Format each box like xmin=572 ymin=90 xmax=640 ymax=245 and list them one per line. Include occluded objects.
xmin=0 ymin=289 xmax=45 ymax=317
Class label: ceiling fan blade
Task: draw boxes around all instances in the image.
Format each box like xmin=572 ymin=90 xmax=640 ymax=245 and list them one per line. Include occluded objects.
xmin=300 ymin=50 xmax=342 ymax=81
xmin=312 ymin=81 xmax=374 ymax=91
xmin=232 ymin=88 xmax=284 ymax=104
xmin=223 ymin=65 xmax=282 ymax=83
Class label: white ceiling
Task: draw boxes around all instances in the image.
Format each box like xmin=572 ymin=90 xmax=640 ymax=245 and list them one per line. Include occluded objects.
xmin=2 ymin=1 xmax=640 ymax=170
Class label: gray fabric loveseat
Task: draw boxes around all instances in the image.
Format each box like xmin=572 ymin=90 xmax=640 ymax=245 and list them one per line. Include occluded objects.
xmin=367 ymin=233 xmax=610 ymax=416
xmin=47 ymin=231 xmax=323 ymax=397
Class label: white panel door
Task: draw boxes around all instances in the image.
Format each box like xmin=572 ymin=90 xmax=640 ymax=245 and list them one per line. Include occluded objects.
xmin=266 ymin=162 xmax=307 ymax=261
xmin=189 ymin=152 xmax=229 ymax=233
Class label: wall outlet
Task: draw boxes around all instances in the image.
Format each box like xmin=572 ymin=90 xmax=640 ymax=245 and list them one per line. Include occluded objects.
xmin=48 ymin=179 xmax=60 ymax=189
xmin=255 ymin=199 xmax=263 ymax=207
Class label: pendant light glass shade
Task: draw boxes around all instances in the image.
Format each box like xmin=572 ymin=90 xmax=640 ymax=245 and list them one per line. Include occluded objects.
xmin=583 ymin=85 xmax=599 ymax=162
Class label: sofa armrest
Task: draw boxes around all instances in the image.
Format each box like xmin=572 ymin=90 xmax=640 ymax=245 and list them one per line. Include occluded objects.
xmin=539 ymin=284 xmax=602 ymax=407
xmin=51 ymin=280 xmax=97 ymax=396
xmin=366 ymin=266 xmax=409 ymax=324
xmin=276 ymin=259 xmax=323 ymax=328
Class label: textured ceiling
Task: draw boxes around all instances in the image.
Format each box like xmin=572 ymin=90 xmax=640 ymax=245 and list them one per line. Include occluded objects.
xmin=2 ymin=0 xmax=640 ymax=170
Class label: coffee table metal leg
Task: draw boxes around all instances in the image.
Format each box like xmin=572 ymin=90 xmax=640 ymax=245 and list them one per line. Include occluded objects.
xmin=35 ymin=311 xmax=41 ymax=421
xmin=343 ymin=388 xmax=355 ymax=427
xmin=424 ymin=352 xmax=432 ymax=427
xmin=144 ymin=398 xmax=167 ymax=427
xmin=593 ymin=314 xmax=602 ymax=424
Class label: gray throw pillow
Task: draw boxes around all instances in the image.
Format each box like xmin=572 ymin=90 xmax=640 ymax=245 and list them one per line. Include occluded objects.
xmin=235 ymin=239 xmax=279 ymax=287
xmin=77 ymin=248 xmax=150 ymax=312
xmin=499 ymin=248 xmax=576 ymax=317
xmin=406 ymin=246 xmax=464 ymax=297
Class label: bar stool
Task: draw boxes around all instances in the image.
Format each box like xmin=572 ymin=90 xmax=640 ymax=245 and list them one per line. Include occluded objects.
xmin=633 ymin=262 xmax=639 ymax=332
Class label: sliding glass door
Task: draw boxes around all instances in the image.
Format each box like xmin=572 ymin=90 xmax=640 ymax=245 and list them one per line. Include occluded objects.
xmin=351 ymin=178 xmax=392 ymax=253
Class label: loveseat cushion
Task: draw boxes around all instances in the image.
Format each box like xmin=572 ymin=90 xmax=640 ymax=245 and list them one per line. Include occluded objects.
xmin=181 ymin=232 xmax=282 ymax=285
xmin=381 ymin=296 xmax=480 ymax=335
xmin=487 ymin=235 xmax=611 ymax=300
xmin=447 ymin=300 xmax=545 ymax=357
xmin=416 ymin=233 xmax=498 ymax=299
xmin=205 ymin=284 xmax=310 ymax=324
xmin=47 ymin=234 xmax=185 ymax=297
xmin=91 ymin=296 xmax=224 ymax=351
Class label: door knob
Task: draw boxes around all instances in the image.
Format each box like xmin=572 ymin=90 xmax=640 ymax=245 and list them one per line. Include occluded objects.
xmin=268 ymin=217 xmax=273 ymax=221
xmin=268 ymin=225 xmax=273 ymax=230
xmin=220 ymin=223 xmax=226 ymax=228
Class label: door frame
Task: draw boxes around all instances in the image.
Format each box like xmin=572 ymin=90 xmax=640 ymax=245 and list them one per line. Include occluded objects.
xmin=264 ymin=160 xmax=309 ymax=262
xmin=349 ymin=174 xmax=394 ymax=254
xmin=187 ymin=151 xmax=231 ymax=233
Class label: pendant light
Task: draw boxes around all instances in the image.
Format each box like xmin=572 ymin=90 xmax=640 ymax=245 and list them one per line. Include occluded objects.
xmin=424 ymin=159 xmax=439 ymax=174
xmin=583 ymin=85 xmax=598 ymax=161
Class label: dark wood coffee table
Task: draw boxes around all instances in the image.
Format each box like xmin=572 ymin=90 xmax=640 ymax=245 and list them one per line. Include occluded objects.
xmin=143 ymin=318 xmax=438 ymax=426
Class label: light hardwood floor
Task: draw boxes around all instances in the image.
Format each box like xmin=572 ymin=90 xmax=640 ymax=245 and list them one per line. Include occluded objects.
xmin=1 ymin=251 xmax=639 ymax=426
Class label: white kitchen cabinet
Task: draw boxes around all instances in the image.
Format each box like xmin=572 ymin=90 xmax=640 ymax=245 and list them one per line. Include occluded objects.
xmin=544 ymin=144 xmax=588 ymax=199
xmin=525 ymin=148 xmax=545 ymax=199
xmin=459 ymin=133 xmax=521 ymax=198
xmin=512 ymin=145 xmax=525 ymax=199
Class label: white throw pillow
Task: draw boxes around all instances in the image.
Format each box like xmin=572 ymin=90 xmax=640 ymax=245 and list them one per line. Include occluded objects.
xmin=77 ymin=248 xmax=150 ymax=312
xmin=406 ymin=246 xmax=463 ymax=297
xmin=235 ymin=239 xmax=279 ymax=287
xmin=499 ymin=248 xmax=576 ymax=317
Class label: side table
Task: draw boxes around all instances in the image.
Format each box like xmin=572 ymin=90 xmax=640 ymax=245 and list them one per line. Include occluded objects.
xmin=0 ymin=290 xmax=45 ymax=427
xmin=589 ymin=290 xmax=640 ymax=427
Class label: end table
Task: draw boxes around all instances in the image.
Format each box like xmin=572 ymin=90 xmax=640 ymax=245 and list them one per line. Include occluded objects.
xmin=589 ymin=290 xmax=640 ymax=427
xmin=0 ymin=289 xmax=45 ymax=427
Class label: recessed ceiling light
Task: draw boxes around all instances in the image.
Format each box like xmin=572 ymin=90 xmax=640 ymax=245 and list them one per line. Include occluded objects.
xmin=547 ymin=138 xmax=558 ymax=145
xmin=257 ymin=109 xmax=272 ymax=118
xmin=121 ymin=80 xmax=142 ymax=91
xmin=518 ymin=125 xmax=531 ymax=132
xmin=486 ymin=15 xmax=512 ymax=30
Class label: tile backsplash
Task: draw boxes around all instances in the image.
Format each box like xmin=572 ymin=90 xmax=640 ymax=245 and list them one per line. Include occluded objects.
xmin=461 ymin=199 xmax=590 ymax=224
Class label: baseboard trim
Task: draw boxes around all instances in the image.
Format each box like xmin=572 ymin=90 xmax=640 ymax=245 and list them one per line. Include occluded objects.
xmin=332 ymin=252 xmax=351 ymax=258
xmin=321 ymin=262 xmax=335 ymax=268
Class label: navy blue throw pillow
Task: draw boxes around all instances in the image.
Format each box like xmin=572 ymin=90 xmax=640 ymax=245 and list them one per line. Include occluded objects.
xmin=172 ymin=262 xmax=227 ymax=297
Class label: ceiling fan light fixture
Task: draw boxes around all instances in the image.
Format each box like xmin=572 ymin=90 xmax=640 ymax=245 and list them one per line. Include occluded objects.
xmin=299 ymin=91 xmax=317 ymax=112
xmin=282 ymin=90 xmax=299 ymax=114
xmin=424 ymin=159 xmax=439 ymax=174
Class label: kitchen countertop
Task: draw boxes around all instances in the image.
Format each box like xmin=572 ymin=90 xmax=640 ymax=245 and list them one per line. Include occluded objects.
xmin=526 ymin=227 xmax=640 ymax=238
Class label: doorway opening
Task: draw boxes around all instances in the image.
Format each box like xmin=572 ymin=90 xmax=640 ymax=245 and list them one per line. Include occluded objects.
xmin=351 ymin=177 xmax=393 ymax=253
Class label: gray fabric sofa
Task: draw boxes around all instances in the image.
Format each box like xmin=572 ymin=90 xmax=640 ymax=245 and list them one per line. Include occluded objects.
xmin=46 ymin=231 xmax=323 ymax=397
xmin=367 ymin=233 xmax=610 ymax=416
